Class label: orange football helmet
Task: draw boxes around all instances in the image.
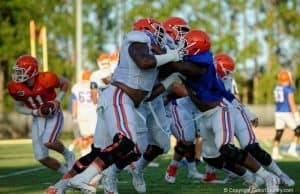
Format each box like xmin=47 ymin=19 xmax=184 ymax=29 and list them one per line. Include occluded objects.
xmin=97 ymin=53 xmax=110 ymax=69
xmin=81 ymin=70 xmax=92 ymax=81
xmin=278 ymin=69 xmax=292 ymax=85
xmin=214 ymin=54 xmax=235 ymax=78
xmin=133 ymin=18 xmax=165 ymax=47
xmin=183 ymin=29 xmax=211 ymax=55
xmin=163 ymin=17 xmax=190 ymax=42
xmin=12 ymin=55 xmax=39 ymax=83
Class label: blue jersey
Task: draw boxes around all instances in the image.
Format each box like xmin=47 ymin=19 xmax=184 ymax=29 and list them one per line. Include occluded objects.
xmin=273 ymin=85 xmax=295 ymax=112
xmin=184 ymin=51 xmax=235 ymax=103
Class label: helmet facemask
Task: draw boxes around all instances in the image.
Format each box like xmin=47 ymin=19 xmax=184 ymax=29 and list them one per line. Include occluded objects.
xmin=150 ymin=22 xmax=166 ymax=49
xmin=173 ymin=25 xmax=190 ymax=42
xmin=12 ymin=65 xmax=38 ymax=83
xmin=183 ymin=39 xmax=200 ymax=56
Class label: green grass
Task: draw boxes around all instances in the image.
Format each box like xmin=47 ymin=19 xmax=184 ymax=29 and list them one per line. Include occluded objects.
xmin=0 ymin=141 xmax=299 ymax=194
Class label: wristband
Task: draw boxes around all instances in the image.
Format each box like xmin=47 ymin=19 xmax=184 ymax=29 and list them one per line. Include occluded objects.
xmin=55 ymin=91 xmax=65 ymax=102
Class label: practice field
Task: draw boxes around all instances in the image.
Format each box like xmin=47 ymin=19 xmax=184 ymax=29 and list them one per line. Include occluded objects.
xmin=0 ymin=132 xmax=299 ymax=194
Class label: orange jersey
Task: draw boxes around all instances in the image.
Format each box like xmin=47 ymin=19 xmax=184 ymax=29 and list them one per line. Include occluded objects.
xmin=8 ymin=72 xmax=60 ymax=109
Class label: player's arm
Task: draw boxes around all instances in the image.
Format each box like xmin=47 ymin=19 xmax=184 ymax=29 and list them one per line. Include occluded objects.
xmin=146 ymin=73 xmax=184 ymax=101
xmin=167 ymin=61 xmax=207 ymax=78
xmin=288 ymin=92 xmax=299 ymax=123
xmin=72 ymin=99 xmax=78 ymax=119
xmin=13 ymin=100 xmax=40 ymax=116
xmin=129 ymin=42 xmax=181 ymax=70
xmin=90 ymin=81 xmax=98 ymax=105
xmin=54 ymin=77 xmax=69 ymax=102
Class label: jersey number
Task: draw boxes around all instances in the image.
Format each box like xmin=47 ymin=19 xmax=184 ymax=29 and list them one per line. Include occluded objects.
xmin=78 ymin=91 xmax=92 ymax=103
xmin=27 ymin=95 xmax=43 ymax=109
xmin=274 ymin=88 xmax=284 ymax=103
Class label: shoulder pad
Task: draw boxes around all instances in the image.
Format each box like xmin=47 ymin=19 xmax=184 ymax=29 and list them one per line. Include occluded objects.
xmin=38 ymin=72 xmax=60 ymax=89
xmin=125 ymin=31 xmax=151 ymax=44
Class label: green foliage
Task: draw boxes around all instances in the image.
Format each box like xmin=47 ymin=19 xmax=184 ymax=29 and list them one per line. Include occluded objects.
xmin=1 ymin=0 xmax=300 ymax=110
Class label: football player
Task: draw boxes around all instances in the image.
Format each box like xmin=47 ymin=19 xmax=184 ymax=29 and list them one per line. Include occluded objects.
xmin=8 ymin=55 xmax=75 ymax=174
xmin=119 ymin=17 xmax=188 ymax=194
xmin=272 ymin=69 xmax=300 ymax=159
xmin=166 ymin=30 xmax=280 ymax=194
xmin=161 ymin=17 xmax=205 ymax=184
xmin=71 ymin=70 xmax=97 ymax=156
xmin=215 ymin=54 xmax=294 ymax=186
xmin=90 ymin=53 xmax=112 ymax=105
xmin=67 ymin=17 xmax=183 ymax=194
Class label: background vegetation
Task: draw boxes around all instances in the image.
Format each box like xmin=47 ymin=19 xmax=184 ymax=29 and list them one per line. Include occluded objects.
xmin=1 ymin=0 xmax=300 ymax=112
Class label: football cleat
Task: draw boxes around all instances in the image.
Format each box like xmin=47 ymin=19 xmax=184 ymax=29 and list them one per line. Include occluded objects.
xmin=101 ymin=173 xmax=119 ymax=194
xmin=68 ymin=177 xmax=96 ymax=194
xmin=201 ymin=172 xmax=227 ymax=184
xmin=165 ymin=165 xmax=178 ymax=184
xmin=187 ymin=170 xmax=203 ymax=179
xmin=279 ymin=173 xmax=295 ymax=187
xmin=128 ymin=165 xmax=146 ymax=193
xmin=264 ymin=173 xmax=280 ymax=194
xmin=45 ymin=179 xmax=69 ymax=194
xmin=44 ymin=186 xmax=65 ymax=194
xmin=271 ymin=153 xmax=283 ymax=160
xmin=287 ymin=150 xmax=299 ymax=158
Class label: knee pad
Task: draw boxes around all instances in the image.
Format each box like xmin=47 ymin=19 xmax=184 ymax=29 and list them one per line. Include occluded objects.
xmin=294 ymin=126 xmax=300 ymax=137
xmin=143 ymin=145 xmax=164 ymax=162
xmin=97 ymin=133 xmax=135 ymax=166
xmin=174 ymin=141 xmax=195 ymax=162
xmin=74 ymin=144 xmax=100 ymax=173
xmin=274 ymin=129 xmax=284 ymax=141
xmin=203 ymin=156 xmax=225 ymax=169
xmin=219 ymin=144 xmax=248 ymax=165
xmin=115 ymin=151 xmax=141 ymax=170
xmin=244 ymin=143 xmax=272 ymax=166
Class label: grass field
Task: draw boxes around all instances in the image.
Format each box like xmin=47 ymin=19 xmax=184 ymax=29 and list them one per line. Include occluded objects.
xmin=0 ymin=138 xmax=299 ymax=194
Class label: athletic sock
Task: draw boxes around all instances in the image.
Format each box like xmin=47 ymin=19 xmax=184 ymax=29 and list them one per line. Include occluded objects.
xmin=288 ymin=142 xmax=297 ymax=152
xmin=266 ymin=160 xmax=283 ymax=176
xmin=75 ymin=161 xmax=103 ymax=183
xmin=241 ymin=170 xmax=255 ymax=184
xmin=255 ymin=167 xmax=270 ymax=179
xmin=63 ymin=147 xmax=72 ymax=157
xmin=205 ymin=164 xmax=216 ymax=173
xmin=170 ymin=159 xmax=180 ymax=167
xmin=187 ymin=161 xmax=197 ymax=173
xmin=135 ymin=156 xmax=150 ymax=172
xmin=57 ymin=164 xmax=68 ymax=174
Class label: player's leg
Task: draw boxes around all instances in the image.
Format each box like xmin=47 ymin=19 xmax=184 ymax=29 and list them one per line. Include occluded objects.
xmin=31 ymin=116 xmax=68 ymax=174
xmin=164 ymin=98 xmax=201 ymax=183
xmin=234 ymin=108 xmax=295 ymax=186
xmin=214 ymin=105 xmax=280 ymax=193
xmin=245 ymin=143 xmax=295 ymax=186
xmin=272 ymin=113 xmax=285 ymax=159
xmin=45 ymin=144 xmax=101 ymax=194
xmin=71 ymin=86 xmax=141 ymax=193
xmin=285 ymin=114 xmax=300 ymax=157
xmin=42 ymin=111 xmax=75 ymax=170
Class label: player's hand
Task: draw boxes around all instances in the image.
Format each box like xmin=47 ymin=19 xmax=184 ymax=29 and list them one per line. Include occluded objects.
xmin=251 ymin=118 xmax=259 ymax=128
xmin=165 ymin=45 xmax=184 ymax=62
xmin=49 ymin=100 xmax=60 ymax=113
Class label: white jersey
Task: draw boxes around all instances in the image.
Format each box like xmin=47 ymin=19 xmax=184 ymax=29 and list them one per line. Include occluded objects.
xmin=111 ymin=31 xmax=159 ymax=92
xmin=71 ymin=81 xmax=97 ymax=120
xmin=90 ymin=68 xmax=112 ymax=89
xmin=222 ymin=76 xmax=239 ymax=95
